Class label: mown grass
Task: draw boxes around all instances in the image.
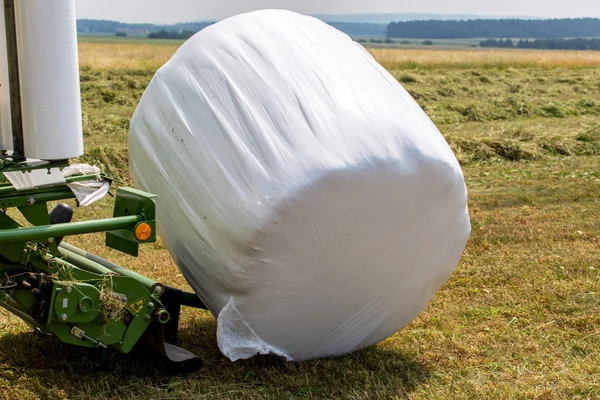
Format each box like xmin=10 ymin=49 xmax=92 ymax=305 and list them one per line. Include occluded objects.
xmin=77 ymin=41 xmax=600 ymax=71
xmin=371 ymin=48 xmax=600 ymax=70
xmin=1 ymin=45 xmax=599 ymax=399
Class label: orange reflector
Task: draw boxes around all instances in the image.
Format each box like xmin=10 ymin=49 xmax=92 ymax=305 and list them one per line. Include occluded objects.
xmin=134 ymin=222 xmax=152 ymax=241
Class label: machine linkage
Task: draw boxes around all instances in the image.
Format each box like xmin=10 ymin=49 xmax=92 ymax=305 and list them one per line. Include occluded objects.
xmin=0 ymin=167 xmax=207 ymax=371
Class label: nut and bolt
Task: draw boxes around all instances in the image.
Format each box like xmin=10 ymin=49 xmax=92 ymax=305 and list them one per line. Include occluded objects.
xmin=60 ymin=313 xmax=68 ymax=321
xmin=47 ymin=237 xmax=54 ymax=243
xmin=65 ymin=286 xmax=72 ymax=294
xmin=144 ymin=314 xmax=151 ymax=320
xmin=146 ymin=302 xmax=155 ymax=309
xmin=152 ymin=285 xmax=164 ymax=296
xmin=26 ymin=197 xmax=35 ymax=205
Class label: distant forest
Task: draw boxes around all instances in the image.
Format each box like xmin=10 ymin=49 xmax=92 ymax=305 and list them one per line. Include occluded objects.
xmin=480 ymin=38 xmax=600 ymax=50
xmin=325 ymin=22 xmax=386 ymax=36
xmin=147 ymin=30 xmax=199 ymax=40
xmin=76 ymin=19 xmax=384 ymax=37
xmin=77 ymin=18 xmax=600 ymax=42
xmin=386 ymin=18 xmax=600 ymax=39
xmin=76 ymin=19 xmax=214 ymax=35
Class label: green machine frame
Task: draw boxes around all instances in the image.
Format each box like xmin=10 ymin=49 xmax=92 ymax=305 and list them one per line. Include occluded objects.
xmin=0 ymin=161 xmax=207 ymax=369
xmin=0 ymin=0 xmax=207 ymax=370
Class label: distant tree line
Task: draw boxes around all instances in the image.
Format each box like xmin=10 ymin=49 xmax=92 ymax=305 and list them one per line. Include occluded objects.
xmin=386 ymin=18 xmax=600 ymax=39
xmin=147 ymin=30 xmax=197 ymax=40
xmin=77 ymin=19 xmax=214 ymax=35
xmin=325 ymin=22 xmax=386 ymax=36
xmin=356 ymin=38 xmax=434 ymax=46
xmin=356 ymin=38 xmax=396 ymax=44
xmin=516 ymin=38 xmax=600 ymax=50
xmin=480 ymin=38 xmax=600 ymax=50
xmin=78 ymin=17 xmax=600 ymax=43
xmin=77 ymin=18 xmax=386 ymax=39
xmin=77 ymin=19 xmax=128 ymax=33
xmin=144 ymin=21 xmax=386 ymax=40
xmin=479 ymin=39 xmax=516 ymax=48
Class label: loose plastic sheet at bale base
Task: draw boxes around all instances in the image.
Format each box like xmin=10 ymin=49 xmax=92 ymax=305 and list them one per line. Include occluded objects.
xmin=129 ymin=9 xmax=471 ymax=362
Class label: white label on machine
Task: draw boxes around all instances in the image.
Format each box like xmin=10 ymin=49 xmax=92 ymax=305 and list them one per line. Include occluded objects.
xmin=4 ymin=167 xmax=66 ymax=190
xmin=62 ymin=298 xmax=69 ymax=309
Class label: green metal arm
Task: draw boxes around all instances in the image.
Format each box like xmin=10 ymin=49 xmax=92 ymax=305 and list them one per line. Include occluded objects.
xmin=0 ymin=215 xmax=144 ymax=244
xmin=0 ymin=169 xmax=165 ymax=355
xmin=1 ymin=161 xmax=206 ymax=369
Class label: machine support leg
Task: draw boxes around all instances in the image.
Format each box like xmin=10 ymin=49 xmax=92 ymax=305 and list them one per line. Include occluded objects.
xmin=3 ymin=0 xmax=25 ymax=159
xmin=159 ymin=285 xmax=207 ymax=344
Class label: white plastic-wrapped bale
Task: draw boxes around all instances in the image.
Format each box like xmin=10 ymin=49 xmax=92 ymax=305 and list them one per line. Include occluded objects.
xmin=129 ymin=9 xmax=471 ymax=362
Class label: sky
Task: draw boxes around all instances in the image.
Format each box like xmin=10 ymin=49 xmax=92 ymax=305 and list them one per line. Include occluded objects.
xmin=75 ymin=0 xmax=600 ymax=24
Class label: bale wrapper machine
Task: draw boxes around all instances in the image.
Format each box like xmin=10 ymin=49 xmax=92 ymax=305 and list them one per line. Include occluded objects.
xmin=0 ymin=0 xmax=206 ymax=369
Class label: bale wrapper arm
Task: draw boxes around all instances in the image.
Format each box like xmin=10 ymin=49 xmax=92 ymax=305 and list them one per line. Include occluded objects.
xmin=0 ymin=163 xmax=207 ymax=369
xmin=0 ymin=0 xmax=207 ymax=370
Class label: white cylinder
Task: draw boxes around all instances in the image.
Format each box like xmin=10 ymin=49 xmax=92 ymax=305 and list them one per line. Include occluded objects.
xmin=130 ymin=10 xmax=471 ymax=362
xmin=0 ymin=4 xmax=13 ymax=151
xmin=15 ymin=0 xmax=83 ymax=160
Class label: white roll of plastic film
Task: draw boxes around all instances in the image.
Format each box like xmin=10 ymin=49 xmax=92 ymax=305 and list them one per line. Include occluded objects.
xmin=14 ymin=0 xmax=83 ymax=160
xmin=0 ymin=4 xmax=13 ymax=151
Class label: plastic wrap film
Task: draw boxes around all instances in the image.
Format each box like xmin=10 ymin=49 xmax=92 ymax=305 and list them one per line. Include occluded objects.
xmin=62 ymin=164 xmax=110 ymax=207
xmin=14 ymin=0 xmax=83 ymax=160
xmin=0 ymin=4 xmax=12 ymax=150
xmin=129 ymin=10 xmax=471 ymax=362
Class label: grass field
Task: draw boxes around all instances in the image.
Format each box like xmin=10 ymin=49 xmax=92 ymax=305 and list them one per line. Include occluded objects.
xmin=352 ymin=37 xmax=484 ymax=49
xmin=1 ymin=43 xmax=600 ymax=399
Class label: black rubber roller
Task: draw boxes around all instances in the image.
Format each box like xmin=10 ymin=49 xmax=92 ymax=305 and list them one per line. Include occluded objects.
xmin=49 ymin=203 xmax=74 ymax=245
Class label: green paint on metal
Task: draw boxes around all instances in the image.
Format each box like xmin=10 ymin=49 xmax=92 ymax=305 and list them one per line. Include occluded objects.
xmin=0 ymin=163 xmax=166 ymax=355
xmin=106 ymin=187 xmax=157 ymax=256
xmin=0 ymin=215 xmax=143 ymax=244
